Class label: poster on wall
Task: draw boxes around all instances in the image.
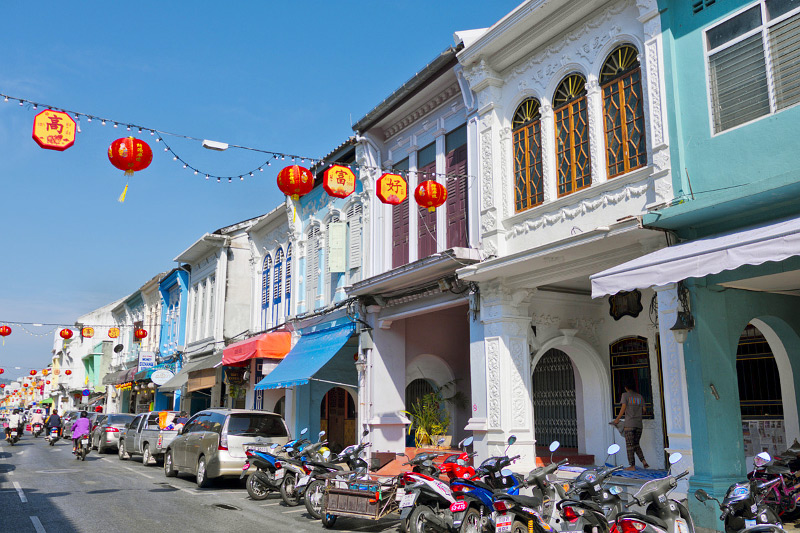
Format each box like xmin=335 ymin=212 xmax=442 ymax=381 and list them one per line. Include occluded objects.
xmin=742 ymin=419 xmax=785 ymax=457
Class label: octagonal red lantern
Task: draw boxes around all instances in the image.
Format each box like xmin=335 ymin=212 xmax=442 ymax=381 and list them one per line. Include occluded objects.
xmin=0 ymin=325 xmax=11 ymax=337
xmin=81 ymin=327 xmax=94 ymax=338
xmin=414 ymin=180 xmax=448 ymax=212
xmin=134 ymin=328 xmax=148 ymax=341
xmin=29 ymin=370 xmax=36 ymax=376
xmin=60 ymin=329 xmax=73 ymax=340
xmin=65 ymin=370 xmax=72 ymax=376
xmin=376 ymin=173 xmax=408 ymax=205
xmin=323 ymin=165 xmax=356 ymax=199
xmin=276 ymin=165 xmax=314 ymax=200
xmin=108 ymin=327 xmax=120 ymax=339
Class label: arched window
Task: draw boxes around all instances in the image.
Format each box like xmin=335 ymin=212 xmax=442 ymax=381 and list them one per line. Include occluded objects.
xmin=261 ymin=254 xmax=272 ymax=330
xmin=285 ymin=244 xmax=292 ymax=317
xmin=554 ymin=74 xmax=591 ymax=197
xmin=737 ymin=324 xmax=783 ymax=419
xmin=306 ymin=225 xmax=320 ymax=311
xmin=609 ymin=336 xmax=654 ymax=419
xmin=513 ymin=98 xmax=544 ymax=212
xmin=346 ymin=203 xmax=362 ymax=284
xmin=601 ymin=45 xmax=646 ymax=178
xmin=272 ymin=248 xmax=283 ymax=325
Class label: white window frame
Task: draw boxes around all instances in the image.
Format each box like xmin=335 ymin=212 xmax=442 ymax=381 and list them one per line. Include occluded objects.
xmin=704 ymin=0 xmax=800 ymax=135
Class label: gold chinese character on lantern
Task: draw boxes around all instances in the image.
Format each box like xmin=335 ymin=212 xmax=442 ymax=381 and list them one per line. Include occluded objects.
xmin=32 ymin=110 xmax=77 ymax=151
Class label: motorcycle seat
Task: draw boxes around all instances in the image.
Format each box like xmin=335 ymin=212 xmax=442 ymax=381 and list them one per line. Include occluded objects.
xmin=498 ymin=493 xmax=543 ymax=508
xmin=307 ymin=461 xmax=344 ymax=471
xmin=766 ymin=464 xmax=791 ymax=475
xmin=616 ymin=512 xmax=668 ymax=530
xmin=456 ymin=478 xmax=495 ymax=493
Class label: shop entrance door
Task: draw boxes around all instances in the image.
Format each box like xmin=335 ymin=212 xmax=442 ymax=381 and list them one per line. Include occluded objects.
xmin=532 ymin=349 xmax=578 ymax=448
xmin=322 ymin=387 xmax=351 ymax=452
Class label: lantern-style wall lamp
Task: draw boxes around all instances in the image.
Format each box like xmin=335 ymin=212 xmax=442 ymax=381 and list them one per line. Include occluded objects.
xmin=670 ymin=281 xmax=695 ymax=344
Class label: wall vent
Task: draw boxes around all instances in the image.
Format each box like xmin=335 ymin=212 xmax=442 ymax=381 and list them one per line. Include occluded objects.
xmin=692 ymin=0 xmax=717 ymax=14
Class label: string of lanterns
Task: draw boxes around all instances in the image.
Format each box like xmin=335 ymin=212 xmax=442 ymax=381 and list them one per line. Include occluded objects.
xmin=2 ymin=90 xmax=474 ymax=185
xmin=0 ymin=324 xmax=148 ymax=342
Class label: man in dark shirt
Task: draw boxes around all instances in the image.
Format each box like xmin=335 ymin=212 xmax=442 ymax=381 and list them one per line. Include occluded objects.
xmin=611 ymin=381 xmax=649 ymax=470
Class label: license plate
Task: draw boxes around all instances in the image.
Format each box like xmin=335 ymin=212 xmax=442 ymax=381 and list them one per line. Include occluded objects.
xmin=744 ymin=520 xmax=756 ymax=529
xmin=82 ymin=438 xmax=89 ymax=443
xmin=396 ymin=488 xmax=406 ymax=501
xmin=246 ymin=446 xmax=270 ymax=453
xmin=496 ymin=513 xmax=514 ymax=533
xmin=274 ymin=468 xmax=285 ymax=480
xmin=10 ymin=431 xmax=17 ymax=436
xmin=297 ymin=475 xmax=311 ymax=487
xmin=399 ymin=492 xmax=417 ymax=508
xmin=675 ymin=518 xmax=689 ymax=533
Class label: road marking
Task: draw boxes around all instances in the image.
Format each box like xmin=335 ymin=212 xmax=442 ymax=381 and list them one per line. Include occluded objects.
xmin=122 ymin=466 xmax=153 ymax=479
xmin=13 ymin=481 xmax=27 ymax=503
xmin=282 ymin=508 xmax=306 ymax=514
xmin=30 ymin=516 xmax=46 ymax=533
xmin=17 ymin=451 xmax=24 ymax=455
xmin=260 ymin=502 xmax=282 ymax=506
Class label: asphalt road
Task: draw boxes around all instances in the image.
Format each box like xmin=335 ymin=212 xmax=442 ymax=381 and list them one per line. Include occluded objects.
xmin=0 ymin=432 xmax=402 ymax=533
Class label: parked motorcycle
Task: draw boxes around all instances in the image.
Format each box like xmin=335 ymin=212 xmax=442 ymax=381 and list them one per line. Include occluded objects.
xmin=75 ymin=433 xmax=90 ymax=461
xmin=32 ymin=422 xmax=43 ymax=438
xmin=749 ymin=449 xmax=800 ymax=517
xmin=241 ymin=427 xmax=311 ymax=500
xmin=280 ymin=430 xmax=326 ymax=506
xmin=565 ymin=444 xmax=626 ymax=520
xmin=613 ymin=453 xmax=694 ymax=533
xmin=696 ymin=452 xmax=784 ymax=533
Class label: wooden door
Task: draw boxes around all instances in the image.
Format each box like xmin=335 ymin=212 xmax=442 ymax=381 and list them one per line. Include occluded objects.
xmin=325 ymin=388 xmax=347 ymax=452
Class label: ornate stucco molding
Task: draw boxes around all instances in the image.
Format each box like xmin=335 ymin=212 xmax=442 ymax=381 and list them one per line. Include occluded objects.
xmin=383 ymin=82 xmax=462 ymax=140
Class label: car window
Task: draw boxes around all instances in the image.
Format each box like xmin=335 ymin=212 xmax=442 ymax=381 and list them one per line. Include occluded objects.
xmin=183 ymin=413 xmax=206 ymax=434
xmin=131 ymin=414 xmax=146 ymax=430
xmin=227 ymin=413 xmax=288 ymax=437
xmin=206 ymin=412 xmax=226 ymax=434
xmin=108 ymin=414 xmax=135 ymax=425
xmin=194 ymin=413 xmax=218 ymax=433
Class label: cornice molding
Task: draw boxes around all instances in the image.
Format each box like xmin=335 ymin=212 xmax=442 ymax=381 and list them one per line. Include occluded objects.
xmin=384 ymin=82 xmax=461 ymax=140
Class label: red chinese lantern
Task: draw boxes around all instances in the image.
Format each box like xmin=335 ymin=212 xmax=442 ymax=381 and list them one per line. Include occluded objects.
xmin=0 ymin=384 xmax=4 ymax=389
xmin=0 ymin=325 xmax=11 ymax=337
xmin=276 ymin=165 xmax=314 ymax=200
xmin=108 ymin=137 xmax=153 ymax=202
xmin=134 ymin=328 xmax=148 ymax=341
xmin=29 ymin=370 xmax=36 ymax=376
xmin=376 ymin=173 xmax=408 ymax=205
xmin=323 ymin=165 xmax=356 ymax=199
xmin=46 ymin=381 xmax=51 ymax=385
xmin=414 ymin=180 xmax=448 ymax=212
xmin=0 ymin=368 xmax=4 ymax=375
xmin=60 ymin=329 xmax=73 ymax=340
xmin=108 ymin=327 xmax=120 ymax=339
xmin=65 ymin=369 xmax=72 ymax=376
xmin=23 ymin=383 xmax=28 ymax=388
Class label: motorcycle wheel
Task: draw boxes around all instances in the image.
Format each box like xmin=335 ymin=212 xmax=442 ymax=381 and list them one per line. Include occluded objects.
xmin=460 ymin=507 xmax=484 ymax=533
xmin=81 ymin=449 xmax=87 ymax=461
xmin=280 ymin=473 xmax=301 ymax=506
xmin=49 ymin=439 xmax=54 ymax=446
xmin=511 ymin=521 xmax=528 ymax=533
xmin=246 ymin=473 xmax=271 ymax=501
xmin=304 ymin=479 xmax=325 ymax=519
xmin=408 ymin=505 xmax=438 ymax=533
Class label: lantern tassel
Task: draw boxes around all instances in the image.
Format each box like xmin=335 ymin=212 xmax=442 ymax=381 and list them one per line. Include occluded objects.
xmin=118 ymin=182 xmax=129 ymax=203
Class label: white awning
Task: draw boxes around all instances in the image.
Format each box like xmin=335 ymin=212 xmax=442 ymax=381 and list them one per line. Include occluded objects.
xmin=590 ymin=215 xmax=800 ymax=298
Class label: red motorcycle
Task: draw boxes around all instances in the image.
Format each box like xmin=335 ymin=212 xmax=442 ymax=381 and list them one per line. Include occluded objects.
xmin=748 ymin=449 xmax=800 ymax=517
xmin=439 ymin=436 xmax=477 ymax=481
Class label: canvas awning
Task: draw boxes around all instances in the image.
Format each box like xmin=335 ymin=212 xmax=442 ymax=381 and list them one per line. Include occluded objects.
xmin=39 ymin=398 xmax=54 ymax=405
xmin=222 ymin=332 xmax=291 ymax=366
xmin=102 ymin=369 xmax=125 ymax=385
xmin=158 ymin=353 xmax=222 ymax=393
xmin=591 ymin=215 xmax=800 ymax=298
xmin=254 ymin=324 xmax=355 ymax=390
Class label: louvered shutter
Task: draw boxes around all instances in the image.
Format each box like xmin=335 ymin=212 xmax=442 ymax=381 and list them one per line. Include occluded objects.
xmin=417 ymin=160 xmax=438 ymax=259
xmin=347 ymin=204 xmax=362 ymax=279
xmin=445 ymin=144 xmax=468 ymax=249
xmin=392 ymin=198 xmax=409 ymax=268
xmin=306 ymin=227 xmax=319 ymax=310
xmin=770 ymin=12 xmax=800 ymax=110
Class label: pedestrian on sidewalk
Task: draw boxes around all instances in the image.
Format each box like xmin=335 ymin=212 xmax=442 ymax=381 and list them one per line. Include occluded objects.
xmin=610 ymin=380 xmax=649 ymax=470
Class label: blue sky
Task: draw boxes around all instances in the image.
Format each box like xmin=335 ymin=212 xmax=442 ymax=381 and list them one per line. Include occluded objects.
xmin=0 ymin=1 xmax=519 ymax=379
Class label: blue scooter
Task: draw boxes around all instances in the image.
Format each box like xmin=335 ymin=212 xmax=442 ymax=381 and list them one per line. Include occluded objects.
xmin=241 ymin=427 xmax=310 ymax=500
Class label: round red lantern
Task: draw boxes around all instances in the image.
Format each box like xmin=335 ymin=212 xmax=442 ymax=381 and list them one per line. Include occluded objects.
xmin=0 ymin=325 xmax=11 ymax=337
xmin=108 ymin=137 xmax=153 ymax=175
xmin=414 ymin=180 xmax=448 ymax=212
xmin=0 ymin=384 xmax=5 ymax=389
xmin=0 ymin=368 xmax=4 ymax=375
xmin=60 ymin=328 xmax=73 ymax=340
xmin=29 ymin=370 xmax=36 ymax=376
xmin=134 ymin=328 xmax=148 ymax=341
xmin=65 ymin=369 xmax=72 ymax=376
xmin=46 ymin=381 xmax=51 ymax=385
xmin=23 ymin=383 xmax=28 ymax=388
xmin=376 ymin=173 xmax=408 ymax=205
xmin=323 ymin=165 xmax=356 ymax=199
xmin=276 ymin=165 xmax=314 ymax=200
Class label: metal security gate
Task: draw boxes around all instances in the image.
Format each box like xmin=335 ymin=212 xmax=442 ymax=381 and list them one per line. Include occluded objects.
xmin=532 ymin=349 xmax=578 ymax=448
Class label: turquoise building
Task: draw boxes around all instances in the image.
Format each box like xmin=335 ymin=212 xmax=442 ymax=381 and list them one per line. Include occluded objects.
xmin=592 ymin=0 xmax=800 ymax=529
xmin=155 ymin=267 xmax=189 ymax=410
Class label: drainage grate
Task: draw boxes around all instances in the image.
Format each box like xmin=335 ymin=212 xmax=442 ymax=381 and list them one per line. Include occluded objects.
xmin=212 ymin=504 xmax=240 ymax=511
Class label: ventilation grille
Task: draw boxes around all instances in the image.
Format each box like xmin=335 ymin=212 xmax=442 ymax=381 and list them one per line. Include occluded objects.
xmin=693 ymin=0 xmax=717 ymax=14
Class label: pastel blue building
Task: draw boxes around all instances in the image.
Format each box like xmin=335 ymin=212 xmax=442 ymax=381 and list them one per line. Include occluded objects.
xmin=155 ymin=267 xmax=190 ymax=410
xmin=591 ymin=0 xmax=800 ymax=528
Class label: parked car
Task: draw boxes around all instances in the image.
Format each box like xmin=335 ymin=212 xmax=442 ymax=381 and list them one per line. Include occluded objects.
xmin=118 ymin=411 xmax=181 ymax=465
xmin=92 ymin=413 xmax=136 ymax=453
xmin=61 ymin=410 xmax=80 ymax=439
xmin=164 ymin=409 xmax=290 ymax=488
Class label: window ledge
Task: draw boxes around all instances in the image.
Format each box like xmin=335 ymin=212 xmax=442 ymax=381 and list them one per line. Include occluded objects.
xmin=503 ymin=166 xmax=653 ymax=231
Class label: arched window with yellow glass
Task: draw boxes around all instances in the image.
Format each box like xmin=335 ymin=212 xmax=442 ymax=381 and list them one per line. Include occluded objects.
xmin=513 ymin=98 xmax=544 ymax=212
xmin=554 ymin=74 xmax=591 ymax=197
xmin=601 ymin=45 xmax=646 ymax=178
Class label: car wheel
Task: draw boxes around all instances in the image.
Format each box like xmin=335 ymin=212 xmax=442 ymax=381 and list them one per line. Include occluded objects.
xmin=408 ymin=505 xmax=438 ymax=533
xmin=459 ymin=507 xmax=483 ymax=533
xmin=196 ymin=456 xmax=212 ymax=488
xmin=142 ymin=444 xmax=153 ymax=466
xmin=280 ymin=472 xmax=301 ymax=506
xmin=304 ymin=479 xmax=325 ymax=519
xmin=246 ymin=473 xmax=271 ymax=500
xmin=164 ymin=450 xmax=177 ymax=478
xmin=118 ymin=441 xmax=128 ymax=460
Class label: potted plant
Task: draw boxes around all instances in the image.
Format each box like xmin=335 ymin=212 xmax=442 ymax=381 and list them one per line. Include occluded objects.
xmin=404 ymin=391 xmax=450 ymax=448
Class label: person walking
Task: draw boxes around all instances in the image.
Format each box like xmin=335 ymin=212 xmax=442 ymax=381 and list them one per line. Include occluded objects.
xmin=610 ymin=381 xmax=649 ymax=470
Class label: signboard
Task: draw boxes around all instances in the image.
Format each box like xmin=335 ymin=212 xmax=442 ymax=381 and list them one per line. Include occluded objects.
xmin=137 ymin=351 xmax=156 ymax=372
xmin=150 ymin=369 xmax=175 ymax=386
xmin=32 ymin=109 xmax=77 ymax=151
xmin=328 ymin=222 xmax=347 ymax=273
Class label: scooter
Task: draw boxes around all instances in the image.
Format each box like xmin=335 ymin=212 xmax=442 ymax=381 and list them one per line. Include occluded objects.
xmin=695 ymin=452 xmax=784 ymax=533
xmin=565 ymin=444 xmax=626 ymax=520
xmin=32 ymin=422 xmax=43 ymax=438
xmin=524 ymin=440 xmax=570 ymax=529
xmin=613 ymin=453 xmax=694 ymax=533
xmin=279 ymin=429 xmax=322 ymax=506
xmin=241 ymin=427 xmax=311 ymax=500
xmin=75 ymin=433 xmax=90 ymax=461
xmin=47 ymin=427 xmax=59 ymax=446
xmin=5 ymin=424 xmax=20 ymax=446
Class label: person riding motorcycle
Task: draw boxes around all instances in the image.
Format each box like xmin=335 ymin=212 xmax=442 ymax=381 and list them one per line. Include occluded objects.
xmin=6 ymin=410 xmax=22 ymax=439
xmin=30 ymin=409 xmax=44 ymax=433
xmin=46 ymin=410 xmax=62 ymax=437
xmin=71 ymin=411 xmax=91 ymax=454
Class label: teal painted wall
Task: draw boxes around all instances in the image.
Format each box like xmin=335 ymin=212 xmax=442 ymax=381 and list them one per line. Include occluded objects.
xmin=658 ymin=0 xmax=800 ymax=235
xmin=680 ymin=261 xmax=800 ymax=529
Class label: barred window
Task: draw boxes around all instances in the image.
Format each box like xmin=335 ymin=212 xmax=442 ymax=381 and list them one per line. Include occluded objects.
xmin=737 ymin=324 xmax=783 ymax=419
xmin=512 ymin=98 xmax=544 ymax=212
xmin=554 ymin=74 xmax=591 ymax=196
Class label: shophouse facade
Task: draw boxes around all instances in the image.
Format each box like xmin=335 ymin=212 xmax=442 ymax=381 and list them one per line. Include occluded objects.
xmin=452 ymin=0 xmax=674 ymax=471
xmin=590 ymin=0 xmax=800 ymax=528
xmin=156 ymin=267 xmax=190 ymax=410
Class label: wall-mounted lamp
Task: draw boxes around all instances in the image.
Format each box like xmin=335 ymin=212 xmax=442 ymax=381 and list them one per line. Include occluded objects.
xmin=355 ymin=353 xmax=366 ymax=373
xmin=670 ymin=282 xmax=695 ymax=344
xmin=710 ymin=383 xmax=720 ymax=400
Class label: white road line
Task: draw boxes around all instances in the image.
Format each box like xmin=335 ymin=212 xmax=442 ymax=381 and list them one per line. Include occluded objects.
xmin=260 ymin=502 xmax=282 ymax=506
xmin=12 ymin=481 xmax=27 ymax=503
xmin=30 ymin=516 xmax=46 ymax=533
xmin=122 ymin=466 xmax=153 ymax=479
xmin=17 ymin=451 xmax=24 ymax=455
xmin=282 ymin=508 xmax=307 ymax=514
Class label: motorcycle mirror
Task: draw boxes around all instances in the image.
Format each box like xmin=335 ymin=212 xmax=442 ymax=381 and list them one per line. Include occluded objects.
xmin=549 ymin=441 xmax=561 ymax=453
xmin=607 ymin=444 xmax=621 ymax=455
xmin=319 ymin=430 xmax=326 ymax=438
xmin=500 ymin=468 xmax=514 ymax=477
xmin=322 ymin=450 xmax=331 ymax=459
xmin=507 ymin=435 xmax=517 ymax=446
xmin=754 ymin=451 xmax=772 ymax=467
xmin=423 ymin=460 xmax=433 ymax=467
xmin=694 ymin=489 xmax=710 ymax=502
xmin=460 ymin=436 xmax=474 ymax=449
xmin=362 ymin=429 xmax=370 ymax=437
xmin=669 ymin=452 xmax=683 ymax=465
xmin=300 ymin=428 xmax=308 ymax=436
xmin=270 ymin=443 xmax=279 ymax=449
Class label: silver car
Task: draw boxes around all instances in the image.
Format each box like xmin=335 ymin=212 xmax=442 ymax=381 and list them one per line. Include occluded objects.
xmin=163 ymin=409 xmax=289 ymax=488
xmin=92 ymin=413 xmax=136 ymax=453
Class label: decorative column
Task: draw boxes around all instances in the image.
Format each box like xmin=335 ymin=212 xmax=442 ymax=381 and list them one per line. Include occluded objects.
xmin=480 ymin=284 xmax=536 ymax=470
xmin=586 ymin=76 xmax=608 ymax=185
